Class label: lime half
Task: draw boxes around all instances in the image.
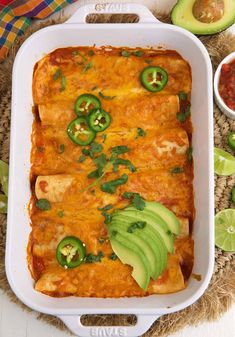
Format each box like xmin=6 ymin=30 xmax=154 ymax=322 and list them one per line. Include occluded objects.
xmin=215 ymin=209 xmax=235 ymax=252
xmin=214 ymin=148 xmax=235 ymax=176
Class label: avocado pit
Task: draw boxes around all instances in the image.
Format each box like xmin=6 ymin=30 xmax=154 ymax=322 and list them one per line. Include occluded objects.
xmin=193 ymin=0 xmax=224 ymax=23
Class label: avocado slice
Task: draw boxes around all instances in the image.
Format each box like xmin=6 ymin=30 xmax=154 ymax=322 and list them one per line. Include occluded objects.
xmin=113 ymin=209 xmax=174 ymax=253
xmin=137 ymin=201 xmax=180 ymax=235
xmin=110 ymin=234 xmax=150 ymax=290
xmin=171 ymin=0 xmax=235 ymax=35
xmin=110 ymin=218 xmax=168 ymax=278
xmin=109 ymin=224 xmax=158 ymax=280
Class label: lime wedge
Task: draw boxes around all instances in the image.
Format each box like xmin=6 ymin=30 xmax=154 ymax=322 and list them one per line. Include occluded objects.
xmin=214 ymin=148 xmax=235 ymax=176
xmin=215 ymin=209 xmax=235 ymax=252
xmin=0 ymin=194 xmax=7 ymax=214
xmin=0 ymin=160 xmax=8 ymax=196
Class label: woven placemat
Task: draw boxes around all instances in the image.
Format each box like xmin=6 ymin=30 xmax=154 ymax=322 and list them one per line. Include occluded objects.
xmin=0 ymin=11 xmax=235 ymax=337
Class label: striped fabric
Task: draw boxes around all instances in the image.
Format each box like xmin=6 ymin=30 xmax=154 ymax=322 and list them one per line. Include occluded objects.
xmin=0 ymin=0 xmax=76 ymax=60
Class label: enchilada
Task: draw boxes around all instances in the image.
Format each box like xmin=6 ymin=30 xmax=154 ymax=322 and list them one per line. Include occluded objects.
xmin=29 ymin=46 xmax=194 ymax=297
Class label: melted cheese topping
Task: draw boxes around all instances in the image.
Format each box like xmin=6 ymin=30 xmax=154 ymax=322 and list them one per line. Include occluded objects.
xmin=29 ymin=46 xmax=194 ymax=297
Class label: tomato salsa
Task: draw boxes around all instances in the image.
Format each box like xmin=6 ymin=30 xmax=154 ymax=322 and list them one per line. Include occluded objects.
xmin=219 ymin=59 xmax=235 ymax=111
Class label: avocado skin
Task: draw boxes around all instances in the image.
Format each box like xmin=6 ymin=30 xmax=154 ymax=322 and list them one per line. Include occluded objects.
xmin=110 ymin=234 xmax=150 ymax=291
xmin=171 ymin=0 xmax=235 ymax=35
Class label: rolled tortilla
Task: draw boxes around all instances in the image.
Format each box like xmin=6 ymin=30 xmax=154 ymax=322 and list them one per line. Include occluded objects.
xmin=37 ymin=94 xmax=180 ymax=130
xmin=35 ymin=175 xmax=75 ymax=202
xmin=33 ymin=47 xmax=191 ymax=105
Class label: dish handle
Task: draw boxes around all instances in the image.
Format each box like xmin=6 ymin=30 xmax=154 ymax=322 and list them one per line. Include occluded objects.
xmin=65 ymin=3 xmax=160 ymax=24
xmin=58 ymin=314 xmax=160 ymax=337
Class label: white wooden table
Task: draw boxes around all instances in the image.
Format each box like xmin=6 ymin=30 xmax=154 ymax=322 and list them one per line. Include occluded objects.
xmin=1 ymin=0 xmax=234 ymax=336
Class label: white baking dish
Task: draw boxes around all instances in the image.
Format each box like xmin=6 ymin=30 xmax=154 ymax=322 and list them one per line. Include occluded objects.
xmin=6 ymin=3 xmax=214 ymax=336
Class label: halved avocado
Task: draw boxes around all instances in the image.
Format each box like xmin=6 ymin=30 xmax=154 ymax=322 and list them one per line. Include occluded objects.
xmin=110 ymin=234 xmax=150 ymax=290
xmin=113 ymin=209 xmax=174 ymax=253
xmin=109 ymin=224 xmax=157 ymax=280
xmin=171 ymin=0 xmax=235 ymax=35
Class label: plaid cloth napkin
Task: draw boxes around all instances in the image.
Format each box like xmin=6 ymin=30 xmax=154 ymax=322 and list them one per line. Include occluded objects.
xmin=0 ymin=0 xmax=76 ymax=60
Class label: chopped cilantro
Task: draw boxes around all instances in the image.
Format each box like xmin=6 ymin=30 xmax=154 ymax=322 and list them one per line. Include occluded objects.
xmin=112 ymin=158 xmax=136 ymax=173
xmin=57 ymin=211 xmax=64 ymax=218
xmin=177 ymin=103 xmax=191 ymax=123
xmin=122 ymin=192 xmax=146 ymax=211
xmin=170 ymin=166 xmax=184 ymax=174
xmin=178 ymin=91 xmax=187 ymax=101
xmin=87 ymin=170 xmax=100 ymax=179
xmin=101 ymin=174 xmax=128 ymax=194
xmin=99 ymin=91 xmax=116 ymax=100
xmin=127 ymin=221 xmax=146 ymax=233
xmin=61 ymin=76 xmax=66 ymax=91
xmin=37 ymin=146 xmax=44 ymax=153
xmin=145 ymin=59 xmax=153 ymax=64
xmin=90 ymin=142 xmax=103 ymax=153
xmin=136 ymin=127 xmax=146 ymax=138
xmin=94 ymin=153 xmax=107 ymax=176
xmin=53 ymin=68 xmax=62 ymax=81
xmin=111 ymin=230 xmax=117 ymax=237
xmin=36 ymin=199 xmax=51 ymax=211
xmin=187 ymin=147 xmax=193 ymax=163
xmin=84 ymin=251 xmax=104 ymax=263
xmin=82 ymin=148 xmax=94 ymax=158
xmin=102 ymin=211 xmax=113 ymax=224
xmin=121 ymin=50 xmax=130 ymax=57
xmin=109 ymin=252 xmax=118 ymax=260
xmin=88 ymin=50 xmax=95 ymax=56
xmin=98 ymin=204 xmax=113 ymax=211
xmin=111 ymin=146 xmax=129 ymax=155
xmin=58 ymin=144 xmax=65 ymax=154
xmin=132 ymin=50 xmax=143 ymax=57
xmin=78 ymin=155 xmax=86 ymax=163
xmin=98 ymin=237 xmax=106 ymax=244
xmin=101 ymin=134 xmax=107 ymax=143
xmin=83 ymin=62 xmax=93 ymax=72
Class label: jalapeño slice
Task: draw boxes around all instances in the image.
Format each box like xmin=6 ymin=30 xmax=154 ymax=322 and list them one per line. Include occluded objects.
xmin=140 ymin=66 xmax=168 ymax=92
xmin=56 ymin=236 xmax=86 ymax=268
xmin=88 ymin=108 xmax=111 ymax=132
xmin=67 ymin=117 xmax=96 ymax=146
xmin=75 ymin=94 xmax=101 ymax=116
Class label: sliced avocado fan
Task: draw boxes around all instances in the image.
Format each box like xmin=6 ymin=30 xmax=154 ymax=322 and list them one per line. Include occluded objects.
xmin=108 ymin=201 xmax=180 ymax=290
xmin=171 ymin=0 xmax=235 ymax=35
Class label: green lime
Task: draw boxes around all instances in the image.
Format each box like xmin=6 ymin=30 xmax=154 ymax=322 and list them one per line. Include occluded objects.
xmin=0 ymin=194 xmax=7 ymax=214
xmin=228 ymin=132 xmax=235 ymax=151
xmin=215 ymin=209 xmax=235 ymax=252
xmin=214 ymin=148 xmax=235 ymax=176
xmin=0 ymin=160 xmax=8 ymax=196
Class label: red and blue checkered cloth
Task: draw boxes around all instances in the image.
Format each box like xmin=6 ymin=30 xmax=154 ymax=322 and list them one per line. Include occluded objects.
xmin=0 ymin=0 xmax=77 ymax=60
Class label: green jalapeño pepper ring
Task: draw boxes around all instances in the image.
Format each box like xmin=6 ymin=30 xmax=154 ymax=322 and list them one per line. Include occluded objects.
xmin=140 ymin=66 xmax=168 ymax=92
xmin=75 ymin=94 xmax=101 ymax=116
xmin=56 ymin=236 xmax=86 ymax=268
xmin=88 ymin=108 xmax=111 ymax=132
xmin=67 ymin=117 xmax=96 ymax=146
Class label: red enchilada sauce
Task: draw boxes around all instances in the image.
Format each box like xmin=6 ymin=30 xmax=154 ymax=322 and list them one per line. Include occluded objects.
xmin=219 ymin=59 xmax=235 ymax=111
